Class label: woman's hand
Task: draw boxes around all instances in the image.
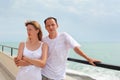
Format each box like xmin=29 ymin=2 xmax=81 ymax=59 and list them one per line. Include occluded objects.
xmin=14 ymin=57 xmax=31 ymax=66
xmin=22 ymin=56 xmax=29 ymax=62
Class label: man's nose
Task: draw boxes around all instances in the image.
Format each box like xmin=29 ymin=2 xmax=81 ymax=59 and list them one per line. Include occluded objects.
xmin=49 ymin=26 xmax=53 ymax=29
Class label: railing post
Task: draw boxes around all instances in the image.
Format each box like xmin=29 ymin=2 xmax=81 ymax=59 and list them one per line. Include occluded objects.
xmin=11 ymin=48 xmax=13 ymax=56
xmin=2 ymin=45 xmax=4 ymax=52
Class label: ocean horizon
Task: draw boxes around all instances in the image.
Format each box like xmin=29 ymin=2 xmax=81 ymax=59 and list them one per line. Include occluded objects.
xmin=0 ymin=41 xmax=120 ymax=80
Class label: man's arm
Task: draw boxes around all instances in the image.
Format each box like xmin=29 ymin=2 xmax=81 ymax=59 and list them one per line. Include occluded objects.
xmin=74 ymin=46 xmax=100 ymax=66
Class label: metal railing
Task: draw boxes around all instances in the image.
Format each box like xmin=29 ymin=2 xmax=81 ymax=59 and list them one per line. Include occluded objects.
xmin=0 ymin=45 xmax=18 ymax=56
xmin=0 ymin=45 xmax=120 ymax=71
xmin=67 ymin=58 xmax=120 ymax=71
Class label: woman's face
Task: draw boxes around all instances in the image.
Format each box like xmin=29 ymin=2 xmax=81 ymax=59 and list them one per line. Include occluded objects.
xmin=26 ymin=24 xmax=38 ymax=40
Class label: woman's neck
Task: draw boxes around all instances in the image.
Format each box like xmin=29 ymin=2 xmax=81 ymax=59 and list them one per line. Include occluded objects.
xmin=28 ymin=38 xmax=39 ymax=45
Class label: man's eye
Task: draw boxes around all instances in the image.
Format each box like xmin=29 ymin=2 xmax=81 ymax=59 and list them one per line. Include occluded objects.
xmin=52 ymin=24 xmax=54 ymax=26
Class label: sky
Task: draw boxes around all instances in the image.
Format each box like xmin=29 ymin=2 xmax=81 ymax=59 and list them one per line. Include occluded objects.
xmin=0 ymin=0 xmax=120 ymax=42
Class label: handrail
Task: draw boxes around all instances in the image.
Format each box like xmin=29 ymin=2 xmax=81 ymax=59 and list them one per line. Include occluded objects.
xmin=0 ymin=45 xmax=120 ymax=71
xmin=0 ymin=45 xmax=18 ymax=56
xmin=68 ymin=58 xmax=120 ymax=71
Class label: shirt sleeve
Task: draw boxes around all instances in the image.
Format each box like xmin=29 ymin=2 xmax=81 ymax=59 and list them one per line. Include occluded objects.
xmin=63 ymin=32 xmax=81 ymax=49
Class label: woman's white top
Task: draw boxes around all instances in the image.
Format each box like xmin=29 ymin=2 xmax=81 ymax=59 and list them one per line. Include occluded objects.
xmin=16 ymin=42 xmax=43 ymax=80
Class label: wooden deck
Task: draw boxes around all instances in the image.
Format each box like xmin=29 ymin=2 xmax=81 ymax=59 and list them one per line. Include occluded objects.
xmin=0 ymin=63 xmax=14 ymax=80
xmin=0 ymin=52 xmax=17 ymax=80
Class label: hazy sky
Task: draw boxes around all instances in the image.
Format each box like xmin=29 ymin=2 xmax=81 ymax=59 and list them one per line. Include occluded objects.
xmin=0 ymin=0 xmax=120 ymax=42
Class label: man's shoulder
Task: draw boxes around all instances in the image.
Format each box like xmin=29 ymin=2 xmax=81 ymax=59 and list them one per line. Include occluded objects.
xmin=59 ymin=32 xmax=67 ymax=35
xmin=42 ymin=36 xmax=48 ymax=41
xmin=59 ymin=32 xmax=70 ymax=37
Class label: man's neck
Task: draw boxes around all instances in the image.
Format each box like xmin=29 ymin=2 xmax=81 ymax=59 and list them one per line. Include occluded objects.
xmin=49 ymin=32 xmax=58 ymax=39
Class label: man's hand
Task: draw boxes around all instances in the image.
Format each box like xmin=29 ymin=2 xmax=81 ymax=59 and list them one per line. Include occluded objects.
xmin=88 ymin=58 xmax=101 ymax=66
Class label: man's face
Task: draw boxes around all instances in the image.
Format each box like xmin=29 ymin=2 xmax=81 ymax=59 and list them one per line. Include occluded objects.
xmin=45 ymin=19 xmax=58 ymax=34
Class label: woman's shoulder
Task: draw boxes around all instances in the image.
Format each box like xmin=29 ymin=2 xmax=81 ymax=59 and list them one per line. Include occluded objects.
xmin=19 ymin=41 xmax=25 ymax=46
xmin=19 ymin=41 xmax=24 ymax=44
xmin=18 ymin=41 xmax=25 ymax=49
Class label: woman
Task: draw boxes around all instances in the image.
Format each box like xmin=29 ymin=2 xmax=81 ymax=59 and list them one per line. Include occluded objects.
xmin=15 ymin=21 xmax=48 ymax=80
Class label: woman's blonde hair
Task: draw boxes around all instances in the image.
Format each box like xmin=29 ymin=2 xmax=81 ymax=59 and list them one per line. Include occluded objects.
xmin=25 ymin=21 xmax=43 ymax=41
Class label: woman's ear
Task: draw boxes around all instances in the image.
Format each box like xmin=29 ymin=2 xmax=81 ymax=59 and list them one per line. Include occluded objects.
xmin=36 ymin=29 xmax=39 ymax=34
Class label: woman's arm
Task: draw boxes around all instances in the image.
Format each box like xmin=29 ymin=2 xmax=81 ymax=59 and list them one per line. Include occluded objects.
xmin=23 ymin=43 xmax=48 ymax=68
xmin=14 ymin=57 xmax=31 ymax=66
xmin=14 ymin=42 xmax=32 ymax=67
xmin=17 ymin=42 xmax=24 ymax=60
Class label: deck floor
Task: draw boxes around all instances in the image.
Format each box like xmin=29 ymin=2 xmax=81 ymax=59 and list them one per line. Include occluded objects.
xmin=0 ymin=64 xmax=14 ymax=80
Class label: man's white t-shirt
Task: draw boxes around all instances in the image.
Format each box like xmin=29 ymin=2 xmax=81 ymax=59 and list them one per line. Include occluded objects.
xmin=42 ymin=32 xmax=80 ymax=80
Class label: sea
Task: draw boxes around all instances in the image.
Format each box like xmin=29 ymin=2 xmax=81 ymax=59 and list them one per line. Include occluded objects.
xmin=0 ymin=41 xmax=120 ymax=80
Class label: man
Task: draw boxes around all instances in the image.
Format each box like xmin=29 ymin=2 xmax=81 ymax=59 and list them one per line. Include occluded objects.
xmin=42 ymin=17 xmax=100 ymax=80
